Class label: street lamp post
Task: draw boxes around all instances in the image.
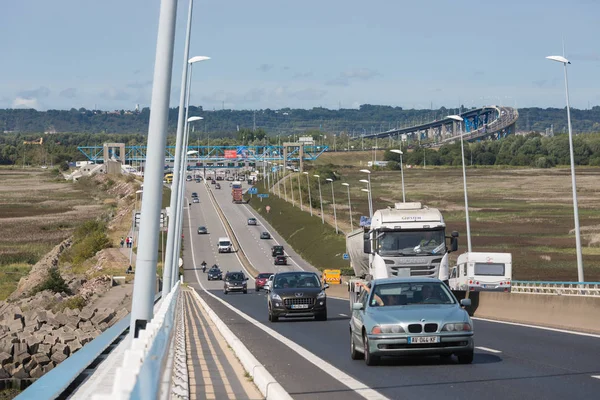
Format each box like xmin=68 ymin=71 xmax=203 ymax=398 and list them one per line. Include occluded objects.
xmin=359 ymin=169 xmax=373 ymax=218
xmin=341 ymin=183 xmax=353 ymax=231
xmin=287 ymin=166 xmax=295 ymax=206
xmin=447 ymin=115 xmax=472 ymax=253
xmin=314 ymin=174 xmax=324 ymax=224
xmin=303 ymin=172 xmax=313 ymax=216
xmin=546 ymin=55 xmax=584 ymax=282
xmin=390 ymin=149 xmax=405 ymax=203
xmin=326 ymin=178 xmax=338 ymax=233
xmin=295 ymin=168 xmax=303 ymax=211
xmin=130 ymin=0 xmax=178 ymax=338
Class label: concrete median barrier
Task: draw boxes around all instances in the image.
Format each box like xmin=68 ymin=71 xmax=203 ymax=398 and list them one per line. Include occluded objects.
xmin=469 ymin=292 xmax=600 ymax=334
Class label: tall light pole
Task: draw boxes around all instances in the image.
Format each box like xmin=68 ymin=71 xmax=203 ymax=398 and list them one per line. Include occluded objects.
xmin=314 ymin=174 xmax=324 ymax=224
xmin=326 ymin=178 xmax=338 ymax=233
xmin=359 ymin=169 xmax=373 ymax=218
xmin=303 ymin=171 xmax=313 ymax=216
xmin=341 ymin=183 xmax=353 ymax=231
xmin=287 ymin=166 xmax=295 ymax=206
xmin=546 ymin=54 xmax=584 ymax=282
xmin=283 ymin=167 xmax=288 ymax=202
xmin=295 ymin=168 xmax=303 ymax=211
xmin=163 ymin=49 xmax=209 ymax=294
xmin=448 ymin=115 xmax=472 ymax=253
xmin=173 ymin=116 xmax=203 ymax=287
xmin=130 ymin=190 xmax=143 ymax=266
xmin=390 ymin=149 xmax=405 ymax=203
xmin=130 ymin=0 xmax=178 ymax=338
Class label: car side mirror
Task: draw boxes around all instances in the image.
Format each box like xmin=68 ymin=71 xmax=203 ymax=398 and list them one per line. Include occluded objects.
xmin=363 ymin=233 xmax=371 ymax=254
xmin=323 ymin=283 xmax=330 ymax=289
xmin=450 ymin=236 xmax=458 ymax=252
xmin=460 ymin=298 xmax=471 ymax=307
xmin=352 ymin=302 xmax=364 ymax=311
xmin=245 ymin=277 xmax=249 ymax=281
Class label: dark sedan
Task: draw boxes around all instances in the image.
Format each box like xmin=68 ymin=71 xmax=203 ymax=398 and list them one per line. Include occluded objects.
xmin=224 ymin=271 xmax=248 ymax=294
xmin=268 ymin=272 xmax=329 ymax=322
xmin=274 ymin=255 xmax=288 ymax=265
xmin=207 ymin=267 xmax=222 ymax=281
xmin=197 ymin=226 xmax=208 ymax=234
xmin=260 ymin=232 xmax=271 ymax=239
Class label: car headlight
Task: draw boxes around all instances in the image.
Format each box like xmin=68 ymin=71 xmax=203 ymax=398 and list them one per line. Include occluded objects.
xmin=317 ymin=290 xmax=326 ymax=299
xmin=372 ymin=325 xmax=404 ymax=334
xmin=441 ymin=323 xmax=472 ymax=332
xmin=243 ymin=282 xmax=247 ymax=286
xmin=271 ymin=293 xmax=282 ymax=301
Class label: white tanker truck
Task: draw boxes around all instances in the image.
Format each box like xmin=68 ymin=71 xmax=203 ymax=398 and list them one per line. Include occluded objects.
xmin=347 ymin=202 xmax=459 ymax=304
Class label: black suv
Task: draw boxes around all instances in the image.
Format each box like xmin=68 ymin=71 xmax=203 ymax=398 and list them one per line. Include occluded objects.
xmin=271 ymin=245 xmax=284 ymax=257
xmin=267 ymin=272 xmax=329 ymax=322
xmin=224 ymin=271 xmax=248 ymax=294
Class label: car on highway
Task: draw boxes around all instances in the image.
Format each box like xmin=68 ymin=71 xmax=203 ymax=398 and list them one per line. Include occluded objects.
xmin=349 ymin=277 xmax=474 ymax=366
xmin=215 ymin=183 xmax=221 ymax=189
xmin=191 ymin=192 xmax=198 ymax=198
xmin=274 ymin=255 xmax=288 ymax=265
xmin=267 ymin=272 xmax=329 ymax=322
xmin=227 ymin=176 xmax=234 ymax=181
xmin=207 ymin=266 xmax=222 ymax=281
xmin=197 ymin=226 xmax=208 ymax=234
xmin=216 ymin=176 xmax=224 ymax=181
xmin=192 ymin=197 xmax=200 ymax=203
xmin=224 ymin=271 xmax=248 ymax=294
xmin=186 ymin=175 xmax=192 ymax=181
xmin=211 ymin=179 xmax=216 ymax=185
xmin=195 ymin=177 xmax=202 ymax=182
xmin=247 ymin=218 xmax=257 ymax=226
xmin=255 ymin=272 xmax=273 ymax=291
xmin=264 ymin=274 xmax=274 ymax=291
xmin=260 ymin=232 xmax=271 ymax=239
xmin=217 ymin=237 xmax=233 ymax=253
xmin=271 ymin=245 xmax=284 ymax=257
xmin=206 ymin=176 xmax=212 ymax=181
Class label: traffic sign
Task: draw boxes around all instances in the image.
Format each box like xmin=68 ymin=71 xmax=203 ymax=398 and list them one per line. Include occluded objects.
xmin=257 ymin=194 xmax=269 ymax=198
xmin=248 ymin=187 xmax=258 ymax=195
xmin=343 ymin=253 xmax=349 ymax=260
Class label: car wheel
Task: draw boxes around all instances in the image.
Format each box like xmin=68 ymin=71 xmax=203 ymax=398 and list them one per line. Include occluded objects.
xmin=268 ymin=306 xmax=278 ymax=323
xmin=256 ymin=287 xmax=260 ymax=292
xmin=458 ymin=351 xmax=474 ymax=364
xmin=315 ymin=310 xmax=327 ymax=321
xmin=224 ymin=290 xmax=228 ymax=295
xmin=243 ymin=290 xmax=247 ymax=294
xmin=363 ymin=333 xmax=379 ymax=366
xmin=350 ymin=330 xmax=363 ymax=360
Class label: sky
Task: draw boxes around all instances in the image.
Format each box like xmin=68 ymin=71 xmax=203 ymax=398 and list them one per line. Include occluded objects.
xmin=1 ymin=0 xmax=599 ymax=111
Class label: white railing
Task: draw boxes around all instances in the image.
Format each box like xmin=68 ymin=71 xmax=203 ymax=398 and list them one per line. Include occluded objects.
xmin=511 ymin=281 xmax=600 ymax=297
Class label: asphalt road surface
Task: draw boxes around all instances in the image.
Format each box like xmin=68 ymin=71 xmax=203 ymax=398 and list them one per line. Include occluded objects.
xmin=182 ymin=178 xmax=600 ymax=400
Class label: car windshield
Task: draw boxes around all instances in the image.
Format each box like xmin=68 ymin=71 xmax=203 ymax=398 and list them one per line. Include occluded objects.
xmin=219 ymin=241 xmax=231 ymax=246
xmin=377 ymin=229 xmax=446 ymax=256
xmin=273 ymin=273 xmax=320 ymax=289
xmin=370 ymin=282 xmax=456 ymax=307
xmin=209 ymin=268 xmax=219 ymax=273
xmin=257 ymin=273 xmax=272 ymax=278
xmin=227 ymin=273 xmax=245 ymax=281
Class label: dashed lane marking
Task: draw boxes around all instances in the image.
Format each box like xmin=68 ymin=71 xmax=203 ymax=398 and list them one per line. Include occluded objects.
xmin=475 ymin=346 xmax=502 ymax=354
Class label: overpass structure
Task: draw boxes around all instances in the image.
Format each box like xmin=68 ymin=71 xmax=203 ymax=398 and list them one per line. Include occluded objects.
xmin=363 ymin=106 xmax=519 ymax=147
xmin=77 ymin=144 xmax=329 ymax=166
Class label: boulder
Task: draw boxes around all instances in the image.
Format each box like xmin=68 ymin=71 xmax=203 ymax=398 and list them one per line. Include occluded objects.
xmin=23 ymin=358 xmax=36 ymax=373
xmin=29 ymin=364 xmax=44 ymax=379
xmin=12 ymin=364 xmax=29 ymax=379
xmin=32 ymin=353 xmax=51 ymax=366
xmin=54 ymin=313 xmax=68 ymax=327
xmin=13 ymin=342 xmax=28 ymax=357
xmin=50 ymin=350 xmax=67 ymax=364
xmin=7 ymin=317 xmax=24 ymax=332
xmin=0 ymin=367 xmax=9 ymax=379
xmin=14 ymin=351 xmax=31 ymax=365
xmin=59 ymin=333 xmax=77 ymax=345
xmin=36 ymin=310 xmax=48 ymax=324
xmin=79 ymin=307 xmax=96 ymax=322
xmin=69 ymin=339 xmax=82 ymax=353
xmin=37 ymin=344 xmax=51 ymax=357
xmin=91 ymin=309 xmax=115 ymax=327
xmin=42 ymin=362 xmax=55 ymax=374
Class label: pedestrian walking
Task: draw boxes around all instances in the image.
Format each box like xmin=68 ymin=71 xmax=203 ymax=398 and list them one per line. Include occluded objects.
xmin=120 ymin=237 xmax=125 ymax=248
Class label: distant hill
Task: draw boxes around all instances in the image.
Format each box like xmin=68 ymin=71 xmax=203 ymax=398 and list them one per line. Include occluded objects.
xmin=1 ymin=105 xmax=600 ymax=136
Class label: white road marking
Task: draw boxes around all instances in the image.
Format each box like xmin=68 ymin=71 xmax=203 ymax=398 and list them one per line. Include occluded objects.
xmin=339 ymin=313 xmax=348 ymax=317
xmin=475 ymin=346 xmax=502 ymax=354
xmin=472 ymin=317 xmax=600 ymax=339
xmin=590 ymin=375 xmax=600 ymax=380
xmin=185 ymin=203 xmax=389 ymax=400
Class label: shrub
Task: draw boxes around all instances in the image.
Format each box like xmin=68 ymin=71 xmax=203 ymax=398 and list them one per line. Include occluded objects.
xmin=61 ymin=220 xmax=111 ymax=265
xmin=60 ymin=295 xmax=86 ymax=311
xmin=32 ymin=267 xmax=71 ymax=295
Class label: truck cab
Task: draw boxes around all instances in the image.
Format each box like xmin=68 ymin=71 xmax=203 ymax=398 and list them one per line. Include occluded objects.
xmin=217 ymin=237 xmax=233 ymax=253
xmin=449 ymin=252 xmax=512 ymax=292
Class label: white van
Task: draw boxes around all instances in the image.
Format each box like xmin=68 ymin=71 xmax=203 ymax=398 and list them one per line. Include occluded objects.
xmin=217 ymin=237 xmax=233 ymax=253
xmin=449 ymin=252 xmax=512 ymax=292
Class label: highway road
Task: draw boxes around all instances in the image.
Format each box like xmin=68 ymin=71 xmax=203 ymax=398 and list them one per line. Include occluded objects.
xmin=182 ymin=177 xmax=600 ymax=400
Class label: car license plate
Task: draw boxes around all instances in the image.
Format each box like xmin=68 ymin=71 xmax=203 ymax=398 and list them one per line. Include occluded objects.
xmin=408 ymin=336 xmax=440 ymax=344
xmin=291 ymin=304 xmax=309 ymax=309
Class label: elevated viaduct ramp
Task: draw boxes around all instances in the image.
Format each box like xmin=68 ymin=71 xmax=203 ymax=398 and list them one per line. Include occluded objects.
xmin=364 ymin=106 xmax=519 ymax=147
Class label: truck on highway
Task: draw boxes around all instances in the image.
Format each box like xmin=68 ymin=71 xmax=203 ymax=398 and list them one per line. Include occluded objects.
xmin=448 ymin=252 xmax=512 ymax=292
xmin=231 ymin=181 xmax=243 ymax=203
xmin=347 ymin=202 xmax=459 ymax=304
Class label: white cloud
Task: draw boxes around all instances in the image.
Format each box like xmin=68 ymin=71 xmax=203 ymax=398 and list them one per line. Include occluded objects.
xmin=12 ymin=97 xmax=40 ymax=109
xmin=326 ymin=68 xmax=380 ymax=86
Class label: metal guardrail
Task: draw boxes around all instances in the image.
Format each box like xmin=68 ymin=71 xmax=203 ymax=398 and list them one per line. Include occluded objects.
xmin=93 ymin=285 xmax=180 ymax=400
xmin=16 ymin=293 xmax=162 ymax=400
xmin=512 ymin=281 xmax=600 ymax=297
